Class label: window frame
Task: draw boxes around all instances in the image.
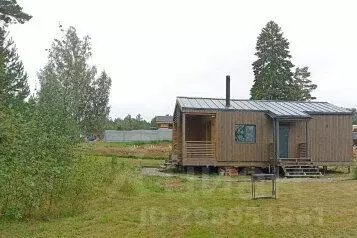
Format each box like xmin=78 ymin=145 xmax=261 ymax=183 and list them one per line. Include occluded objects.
xmin=234 ymin=124 xmax=257 ymax=144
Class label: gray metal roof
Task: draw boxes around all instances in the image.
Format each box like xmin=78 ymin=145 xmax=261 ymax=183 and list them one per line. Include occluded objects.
xmin=155 ymin=116 xmax=173 ymax=123
xmin=177 ymin=97 xmax=351 ymax=118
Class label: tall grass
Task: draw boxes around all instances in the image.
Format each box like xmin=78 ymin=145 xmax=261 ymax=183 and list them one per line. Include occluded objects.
xmin=352 ymin=160 xmax=357 ymax=180
xmin=0 ymin=152 xmax=140 ymax=221
xmin=51 ymin=155 xmax=141 ymax=218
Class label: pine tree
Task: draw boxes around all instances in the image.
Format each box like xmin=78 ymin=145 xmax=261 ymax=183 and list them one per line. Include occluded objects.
xmin=0 ymin=0 xmax=32 ymax=25
xmin=293 ymin=66 xmax=317 ymax=100
xmin=250 ymin=21 xmax=295 ymax=100
xmin=0 ymin=26 xmax=29 ymax=107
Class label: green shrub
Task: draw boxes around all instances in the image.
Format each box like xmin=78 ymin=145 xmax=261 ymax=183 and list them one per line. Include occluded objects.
xmin=0 ymin=104 xmax=143 ymax=220
xmin=0 ymin=99 xmax=80 ymax=220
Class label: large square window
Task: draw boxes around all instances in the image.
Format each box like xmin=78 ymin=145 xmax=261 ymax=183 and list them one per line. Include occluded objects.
xmin=235 ymin=124 xmax=256 ymax=143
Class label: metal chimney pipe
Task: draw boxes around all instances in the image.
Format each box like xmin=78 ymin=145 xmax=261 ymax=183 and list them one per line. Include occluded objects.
xmin=226 ymin=75 xmax=230 ymax=107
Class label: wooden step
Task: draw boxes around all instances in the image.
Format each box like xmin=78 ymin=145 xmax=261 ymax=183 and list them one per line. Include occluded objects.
xmin=286 ymin=171 xmax=321 ymax=175
xmin=286 ymin=174 xmax=322 ymax=178
xmin=282 ymin=161 xmax=322 ymax=178
xmin=284 ymin=167 xmax=320 ymax=171
xmin=283 ymin=165 xmax=317 ymax=168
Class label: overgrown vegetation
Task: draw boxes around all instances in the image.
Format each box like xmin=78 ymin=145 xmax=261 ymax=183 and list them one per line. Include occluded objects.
xmin=0 ymin=1 xmax=112 ymax=220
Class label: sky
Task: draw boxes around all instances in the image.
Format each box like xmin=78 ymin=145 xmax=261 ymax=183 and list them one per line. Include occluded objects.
xmin=9 ymin=0 xmax=357 ymax=120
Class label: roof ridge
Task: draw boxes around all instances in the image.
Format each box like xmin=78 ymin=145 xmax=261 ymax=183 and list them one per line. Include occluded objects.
xmin=176 ymin=96 xmax=328 ymax=104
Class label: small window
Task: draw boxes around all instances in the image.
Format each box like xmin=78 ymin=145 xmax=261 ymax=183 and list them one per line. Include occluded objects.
xmin=235 ymin=124 xmax=256 ymax=143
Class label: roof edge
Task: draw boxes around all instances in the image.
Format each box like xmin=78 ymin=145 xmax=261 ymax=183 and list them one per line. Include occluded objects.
xmin=176 ymin=96 xmax=330 ymax=104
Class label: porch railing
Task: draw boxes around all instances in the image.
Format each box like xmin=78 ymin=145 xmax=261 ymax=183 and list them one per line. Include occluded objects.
xmin=185 ymin=141 xmax=216 ymax=159
xmin=298 ymin=143 xmax=307 ymax=158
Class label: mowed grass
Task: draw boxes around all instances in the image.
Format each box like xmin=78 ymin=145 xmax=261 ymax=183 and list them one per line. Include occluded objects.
xmin=1 ymin=142 xmax=357 ymax=237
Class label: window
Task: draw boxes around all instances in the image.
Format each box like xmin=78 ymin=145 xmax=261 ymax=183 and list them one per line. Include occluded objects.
xmin=235 ymin=124 xmax=256 ymax=143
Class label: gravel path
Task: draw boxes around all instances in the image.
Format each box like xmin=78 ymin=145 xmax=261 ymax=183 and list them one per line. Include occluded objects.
xmin=141 ymin=167 xmax=174 ymax=177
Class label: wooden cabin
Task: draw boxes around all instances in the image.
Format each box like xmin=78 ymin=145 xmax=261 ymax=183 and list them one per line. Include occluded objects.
xmin=171 ymin=77 xmax=353 ymax=173
xmin=155 ymin=116 xmax=173 ymax=129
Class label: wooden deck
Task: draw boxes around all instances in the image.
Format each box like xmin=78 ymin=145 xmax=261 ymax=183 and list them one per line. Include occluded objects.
xmin=277 ymin=157 xmax=312 ymax=165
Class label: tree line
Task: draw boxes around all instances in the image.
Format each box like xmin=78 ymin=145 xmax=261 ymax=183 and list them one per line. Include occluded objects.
xmin=106 ymin=114 xmax=157 ymax=131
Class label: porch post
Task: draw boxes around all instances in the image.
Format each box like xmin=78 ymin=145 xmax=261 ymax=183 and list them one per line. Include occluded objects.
xmin=272 ymin=118 xmax=276 ymax=175
xmin=182 ymin=113 xmax=186 ymax=160
xmin=305 ymin=120 xmax=309 ymax=158
xmin=275 ymin=119 xmax=280 ymax=177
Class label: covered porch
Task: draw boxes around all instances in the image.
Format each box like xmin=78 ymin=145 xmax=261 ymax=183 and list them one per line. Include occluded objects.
xmin=270 ymin=117 xmax=310 ymax=160
xmin=271 ymin=118 xmax=310 ymax=160
xmin=181 ymin=113 xmax=217 ymax=165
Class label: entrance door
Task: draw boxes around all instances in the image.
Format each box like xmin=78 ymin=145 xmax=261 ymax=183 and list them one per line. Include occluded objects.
xmin=279 ymin=124 xmax=289 ymax=158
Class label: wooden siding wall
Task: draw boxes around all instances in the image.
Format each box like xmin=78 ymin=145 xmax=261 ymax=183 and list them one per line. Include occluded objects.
xmin=180 ymin=108 xmax=352 ymax=166
xmin=308 ymin=115 xmax=352 ymax=163
xmin=216 ymin=111 xmax=273 ymax=163
xmin=172 ymin=106 xmax=182 ymax=157
xmin=269 ymin=117 xmax=352 ymax=163
xmin=288 ymin=121 xmax=307 ymax=158
xmin=177 ymin=109 xmax=182 ymax=157
xmin=172 ymin=116 xmax=177 ymax=153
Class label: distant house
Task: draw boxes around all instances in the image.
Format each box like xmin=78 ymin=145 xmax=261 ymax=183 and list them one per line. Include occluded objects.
xmin=171 ymin=76 xmax=353 ymax=176
xmin=155 ymin=116 xmax=173 ymax=129
xmin=353 ymin=125 xmax=357 ymax=131
xmin=353 ymin=132 xmax=357 ymax=146
xmin=353 ymin=126 xmax=357 ymax=146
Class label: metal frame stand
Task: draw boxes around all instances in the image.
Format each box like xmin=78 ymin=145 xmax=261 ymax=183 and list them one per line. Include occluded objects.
xmin=251 ymin=174 xmax=276 ymax=200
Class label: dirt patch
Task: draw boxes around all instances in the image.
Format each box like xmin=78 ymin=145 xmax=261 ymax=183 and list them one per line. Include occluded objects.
xmin=86 ymin=142 xmax=171 ymax=159
xmin=164 ymin=179 xmax=183 ymax=188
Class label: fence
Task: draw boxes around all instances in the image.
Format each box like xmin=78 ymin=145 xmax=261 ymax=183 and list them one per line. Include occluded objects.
xmin=104 ymin=129 xmax=172 ymax=142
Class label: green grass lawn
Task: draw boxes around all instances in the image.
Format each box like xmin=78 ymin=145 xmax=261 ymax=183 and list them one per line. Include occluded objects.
xmin=1 ymin=142 xmax=357 ymax=237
